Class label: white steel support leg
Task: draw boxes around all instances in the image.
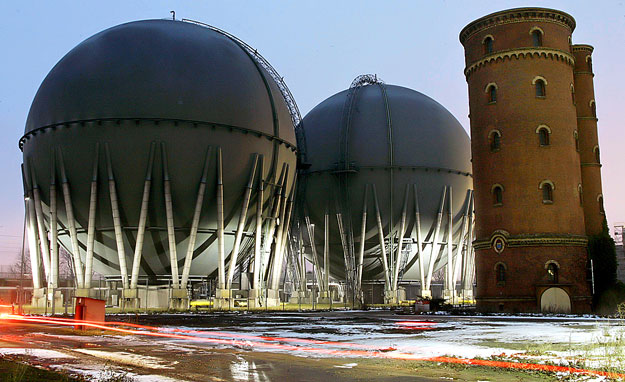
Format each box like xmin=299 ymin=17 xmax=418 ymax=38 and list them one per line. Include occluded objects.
xmin=84 ymin=144 xmax=100 ymax=289
xmin=161 ymin=142 xmax=180 ymax=288
xmin=130 ymin=143 xmax=155 ymax=290
xmin=462 ymin=195 xmax=475 ymax=292
xmin=49 ymin=153 xmax=59 ymax=289
xmin=304 ymin=215 xmax=323 ymax=288
xmin=227 ymin=154 xmax=259 ymax=289
xmin=323 ymin=209 xmax=329 ymax=292
xmin=392 ymin=184 xmax=410 ymax=293
xmin=271 ymin=179 xmax=295 ymax=291
xmin=28 ymin=161 xmax=50 ymax=284
xmin=181 ymin=147 xmax=212 ymax=289
xmin=357 ymin=185 xmax=369 ymax=290
xmin=453 ymin=191 xmax=471 ymax=294
xmin=58 ymin=151 xmax=84 ymax=288
xmin=105 ymin=144 xmax=129 ymax=290
xmin=372 ymin=185 xmax=391 ymax=291
xmin=270 ymin=167 xmax=289 ymax=290
xmin=262 ymin=164 xmax=287 ymax=281
xmin=425 ymin=186 xmax=447 ymax=291
xmin=253 ymin=156 xmax=264 ymax=290
xmin=413 ymin=185 xmax=425 ymax=295
xmin=446 ymin=186 xmax=454 ymax=295
xmin=25 ymin=193 xmax=42 ymax=290
xmin=216 ymin=147 xmax=226 ymax=290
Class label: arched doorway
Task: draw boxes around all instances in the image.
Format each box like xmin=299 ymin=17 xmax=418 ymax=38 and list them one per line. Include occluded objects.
xmin=540 ymin=287 xmax=571 ymax=313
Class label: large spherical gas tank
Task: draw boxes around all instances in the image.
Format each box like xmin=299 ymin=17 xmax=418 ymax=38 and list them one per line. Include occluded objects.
xmin=300 ymin=78 xmax=472 ymax=281
xmin=20 ymin=20 xmax=297 ymax=281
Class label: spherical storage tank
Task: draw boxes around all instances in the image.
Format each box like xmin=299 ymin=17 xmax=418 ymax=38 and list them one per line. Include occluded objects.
xmin=20 ymin=19 xmax=297 ymax=290
xmin=300 ymin=76 xmax=473 ymax=292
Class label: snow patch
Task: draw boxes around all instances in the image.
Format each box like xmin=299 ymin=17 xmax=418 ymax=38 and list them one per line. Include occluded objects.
xmin=0 ymin=347 xmax=76 ymax=359
xmin=73 ymin=349 xmax=172 ymax=369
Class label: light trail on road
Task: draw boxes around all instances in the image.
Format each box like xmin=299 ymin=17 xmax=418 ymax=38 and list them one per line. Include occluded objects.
xmin=1 ymin=314 xmax=623 ymax=380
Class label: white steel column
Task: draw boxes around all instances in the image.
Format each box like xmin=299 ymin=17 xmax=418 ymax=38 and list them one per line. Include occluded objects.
xmin=446 ymin=186 xmax=454 ymax=295
xmin=270 ymin=167 xmax=289 ymax=290
xmin=23 ymin=170 xmax=41 ymax=290
xmin=392 ymin=184 xmax=410 ymax=293
xmin=216 ymin=147 xmax=226 ymax=290
xmin=253 ymin=156 xmax=264 ymax=290
xmin=227 ymin=154 xmax=259 ymax=289
xmin=161 ymin=142 xmax=180 ymax=288
xmin=58 ymin=150 xmax=85 ymax=288
xmin=271 ymin=179 xmax=295 ymax=291
xmin=323 ymin=208 xmax=330 ymax=292
xmin=181 ymin=147 xmax=212 ymax=289
xmin=28 ymin=161 xmax=50 ymax=282
xmin=372 ymin=184 xmax=391 ymax=290
xmin=104 ymin=144 xmax=129 ymax=290
xmin=130 ymin=143 xmax=155 ymax=290
xmin=425 ymin=186 xmax=446 ymax=291
xmin=452 ymin=191 xmax=471 ymax=294
xmin=49 ymin=153 xmax=59 ymax=289
xmin=84 ymin=144 xmax=99 ymax=288
xmin=413 ymin=185 xmax=425 ymax=294
xmin=357 ymin=185 xmax=369 ymax=290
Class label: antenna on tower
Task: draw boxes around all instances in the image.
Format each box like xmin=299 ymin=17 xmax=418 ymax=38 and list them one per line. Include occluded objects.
xmin=170 ymin=11 xmax=176 ymax=20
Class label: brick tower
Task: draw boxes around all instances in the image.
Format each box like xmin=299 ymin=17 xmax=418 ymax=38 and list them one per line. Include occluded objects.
xmin=460 ymin=8 xmax=595 ymax=313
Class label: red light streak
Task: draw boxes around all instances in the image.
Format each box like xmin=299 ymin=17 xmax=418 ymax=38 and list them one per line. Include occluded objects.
xmin=1 ymin=314 xmax=623 ymax=380
xmin=395 ymin=321 xmax=437 ymax=330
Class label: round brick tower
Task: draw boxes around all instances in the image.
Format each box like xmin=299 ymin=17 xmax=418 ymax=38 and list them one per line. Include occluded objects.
xmin=460 ymin=8 xmax=592 ymax=313
xmin=572 ymin=44 xmax=605 ymax=236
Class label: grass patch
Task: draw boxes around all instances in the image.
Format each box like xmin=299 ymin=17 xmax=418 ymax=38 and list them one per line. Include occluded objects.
xmin=0 ymin=357 xmax=81 ymax=382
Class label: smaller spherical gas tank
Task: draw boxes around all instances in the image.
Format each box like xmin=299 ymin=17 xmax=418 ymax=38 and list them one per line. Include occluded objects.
xmin=299 ymin=76 xmax=473 ymax=282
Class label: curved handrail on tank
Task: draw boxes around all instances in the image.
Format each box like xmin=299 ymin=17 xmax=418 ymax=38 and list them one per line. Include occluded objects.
xmin=181 ymin=19 xmax=303 ymax=133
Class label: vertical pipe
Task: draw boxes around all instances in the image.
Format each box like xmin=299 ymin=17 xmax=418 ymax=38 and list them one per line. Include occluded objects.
xmin=227 ymin=154 xmax=259 ymax=288
xmin=425 ymin=186 xmax=447 ymax=291
xmin=446 ymin=186 xmax=454 ymax=294
xmin=304 ymin=215 xmax=323 ymax=288
xmin=392 ymin=184 xmax=410 ymax=292
xmin=181 ymin=147 xmax=212 ymax=289
xmin=413 ymin=185 xmax=425 ymax=294
xmin=104 ymin=144 xmax=128 ymax=290
xmin=22 ymin=165 xmax=41 ymax=290
xmin=323 ymin=208 xmax=330 ymax=292
xmin=28 ymin=160 xmax=51 ymax=283
xmin=372 ymin=184 xmax=391 ymax=290
xmin=216 ymin=147 xmax=226 ymax=290
xmin=253 ymin=156 xmax=264 ymax=290
xmin=130 ymin=143 xmax=155 ymax=290
xmin=161 ymin=142 xmax=179 ymax=288
xmin=84 ymin=144 xmax=100 ymax=289
xmin=58 ymin=150 xmax=85 ymax=288
xmin=49 ymin=152 xmax=58 ymax=289
xmin=357 ymin=185 xmax=369 ymax=290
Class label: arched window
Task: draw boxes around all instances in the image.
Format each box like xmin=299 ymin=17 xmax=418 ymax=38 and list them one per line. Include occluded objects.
xmin=586 ymin=56 xmax=593 ymax=72
xmin=492 ymin=184 xmax=504 ymax=206
xmin=570 ymin=84 xmax=575 ymax=104
xmin=578 ymin=184 xmax=583 ymax=206
xmin=531 ymin=28 xmax=543 ymax=47
xmin=536 ymin=125 xmax=551 ymax=146
xmin=539 ymin=180 xmax=554 ymax=203
xmin=489 ymin=130 xmax=501 ymax=151
xmin=496 ymin=263 xmax=506 ymax=283
xmin=594 ymin=146 xmax=600 ymax=163
xmin=590 ymin=100 xmax=596 ymax=117
xmin=483 ymin=35 xmax=494 ymax=54
xmin=598 ymin=194 xmax=605 ymax=214
xmin=574 ymin=131 xmax=579 ymax=152
xmin=485 ymin=83 xmax=498 ymax=103
xmin=547 ymin=263 xmax=559 ymax=283
xmin=535 ymin=79 xmax=546 ymax=97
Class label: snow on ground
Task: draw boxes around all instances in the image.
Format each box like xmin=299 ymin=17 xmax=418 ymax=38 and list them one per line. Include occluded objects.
xmin=72 ymin=348 xmax=175 ymax=369
xmin=0 ymin=347 xmax=76 ymax=359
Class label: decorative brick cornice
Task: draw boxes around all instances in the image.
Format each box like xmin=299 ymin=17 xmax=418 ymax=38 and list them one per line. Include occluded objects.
xmin=460 ymin=8 xmax=576 ymax=45
xmin=572 ymin=44 xmax=594 ymax=53
xmin=474 ymin=233 xmax=588 ymax=250
xmin=464 ymin=48 xmax=575 ymax=78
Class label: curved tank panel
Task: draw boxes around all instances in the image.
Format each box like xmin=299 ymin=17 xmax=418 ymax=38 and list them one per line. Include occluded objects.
xmin=21 ymin=20 xmax=297 ymax=287
xmin=299 ymin=79 xmax=473 ymax=288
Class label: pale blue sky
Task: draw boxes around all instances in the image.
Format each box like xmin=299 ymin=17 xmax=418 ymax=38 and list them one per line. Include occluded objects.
xmin=1 ymin=1 xmax=623 ymax=264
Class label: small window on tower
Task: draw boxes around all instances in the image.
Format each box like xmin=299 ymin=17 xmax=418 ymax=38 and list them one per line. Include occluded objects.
xmin=578 ymin=184 xmax=583 ymax=206
xmin=532 ymin=29 xmax=543 ymax=47
xmin=570 ymin=84 xmax=575 ymax=104
xmin=594 ymin=146 xmax=600 ymax=163
xmin=489 ymin=130 xmax=501 ymax=152
xmin=540 ymin=180 xmax=554 ymax=204
xmin=492 ymin=185 xmax=503 ymax=206
xmin=590 ymin=100 xmax=597 ymax=117
xmin=547 ymin=263 xmax=559 ymax=283
xmin=535 ymin=79 xmax=546 ymax=97
xmin=496 ymin=263 xmax=506 ymax=284
xmin=599 ymin=195 xmax=605 ymax=214
xmin=587 ymin=56 xmax=593 ymax=72
xmin=538 ymin=127 xmax=550 ymax=146
xmin=488 ymin=85 xmax=497 ymax=103
xmin=574 ymin=131 xmax=579 ymax=151
xmin=483 ymin=36 xmax=494 ymax=54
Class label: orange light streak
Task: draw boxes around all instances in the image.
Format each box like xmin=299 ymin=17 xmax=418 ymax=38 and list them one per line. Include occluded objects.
xmin=1 ymin=314 xmax=623 ymax=380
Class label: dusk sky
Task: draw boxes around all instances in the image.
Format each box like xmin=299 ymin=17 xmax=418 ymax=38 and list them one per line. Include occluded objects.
xmin=1 ymin=1 xmax=623 ymax=264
